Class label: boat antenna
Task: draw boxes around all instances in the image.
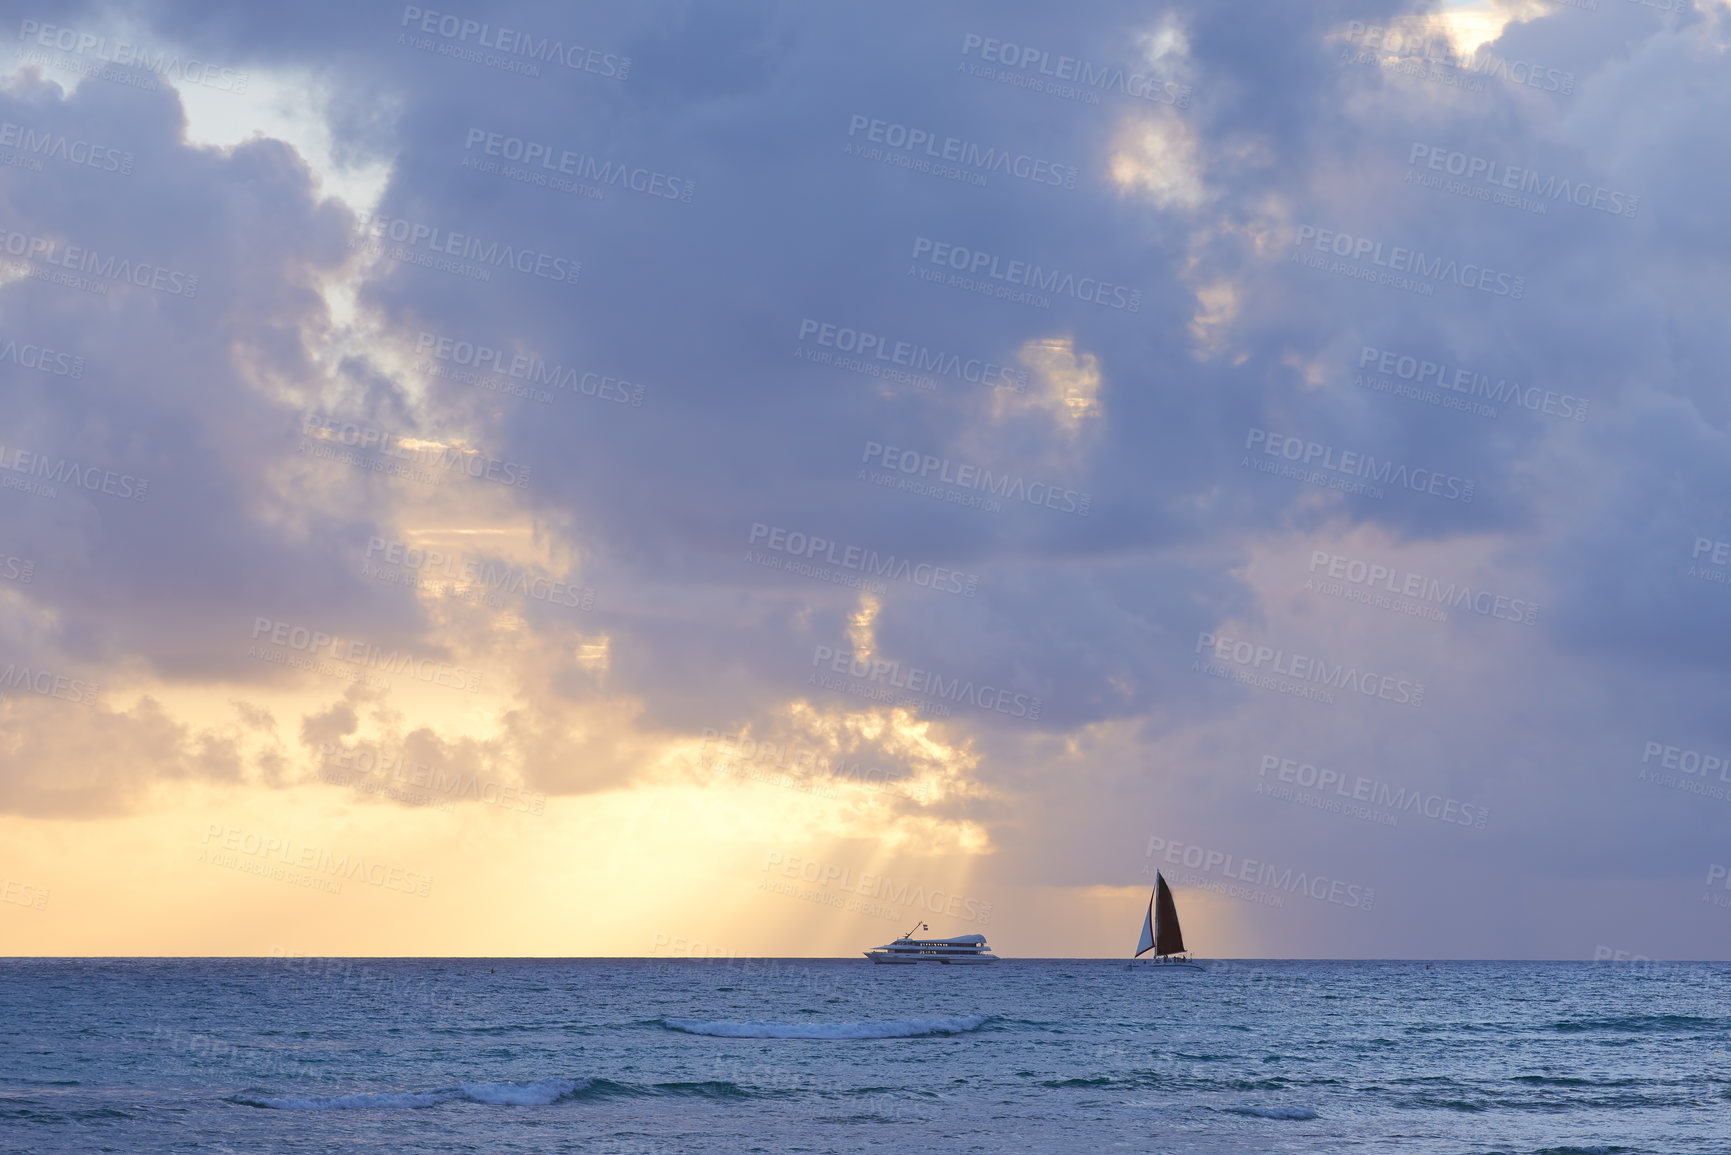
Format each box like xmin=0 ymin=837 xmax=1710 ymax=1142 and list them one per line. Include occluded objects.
xmin=902 ymin=920 xmax=928 ymax=940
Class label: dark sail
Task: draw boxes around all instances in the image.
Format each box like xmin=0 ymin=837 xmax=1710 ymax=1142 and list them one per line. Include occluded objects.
xmin=1153 ymin=872 xmax=1186 ymax=957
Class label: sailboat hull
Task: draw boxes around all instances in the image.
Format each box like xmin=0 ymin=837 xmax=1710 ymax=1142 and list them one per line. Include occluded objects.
xmin=1128 ymin=959 xmax=1205 ymax=972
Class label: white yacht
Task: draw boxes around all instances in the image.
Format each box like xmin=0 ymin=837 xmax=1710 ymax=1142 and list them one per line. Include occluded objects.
xmin=864 ymin=922 xmax=998 ymax=964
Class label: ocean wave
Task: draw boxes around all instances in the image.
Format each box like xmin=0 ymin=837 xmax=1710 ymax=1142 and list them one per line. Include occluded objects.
xmin=660 ymin=1014 xmax=990 ymax=1039
xmin=230 ymin=1078 xmax=589 ymax=1110
xmin=1549 ymin=1014 xmax=1721 ymax=1034
xmin=626 ymin=1080 xmax=755 ymax=1100
xmin=228 ymin=1078 xmax=756 ymax=1110
xmin=0 ymin=1104 xmax=135 ymax=1122
xmin=1223 ymin=1104 xmax=1319 ymax=1120
xmin=1510 ymin=1074 xmax=1644 ymax=1088
xmin=1222 ymin=1077 xmax=1292 ymax=1091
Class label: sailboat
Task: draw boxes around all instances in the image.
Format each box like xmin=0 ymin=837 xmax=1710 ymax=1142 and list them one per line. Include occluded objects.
xmin=1130 ymin=871 xmax=1203 ymax=971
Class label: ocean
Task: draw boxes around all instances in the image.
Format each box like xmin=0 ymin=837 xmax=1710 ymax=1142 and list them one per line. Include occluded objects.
xmin=2 ymin=958 xmax=1728 ymax=1153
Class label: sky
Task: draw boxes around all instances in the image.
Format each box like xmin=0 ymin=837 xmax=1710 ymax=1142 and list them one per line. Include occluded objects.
xmin=1 ymin=0 xmax=1728 ymax=960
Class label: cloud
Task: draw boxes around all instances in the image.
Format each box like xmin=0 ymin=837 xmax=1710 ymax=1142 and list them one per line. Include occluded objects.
xmin=2 ymin=0 xmax=1728 ymax=956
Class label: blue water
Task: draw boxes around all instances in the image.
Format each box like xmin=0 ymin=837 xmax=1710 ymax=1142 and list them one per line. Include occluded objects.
xmin=3 ymin=959 xmax=1729 ymax=1153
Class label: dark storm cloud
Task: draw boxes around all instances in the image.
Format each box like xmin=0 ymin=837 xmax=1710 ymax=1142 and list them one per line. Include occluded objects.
xmin=0 ymin=71 xmax=428 ymax=683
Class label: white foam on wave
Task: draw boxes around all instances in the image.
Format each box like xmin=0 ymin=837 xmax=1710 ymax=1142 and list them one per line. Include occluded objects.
xmin=661 ymin=1015 xmax=989 ymax=1039
xmin=1227 ymin=1104 xmax=1319 ymax=1120
xmin=232 ymin=1077 xmax=587 ymax=1110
